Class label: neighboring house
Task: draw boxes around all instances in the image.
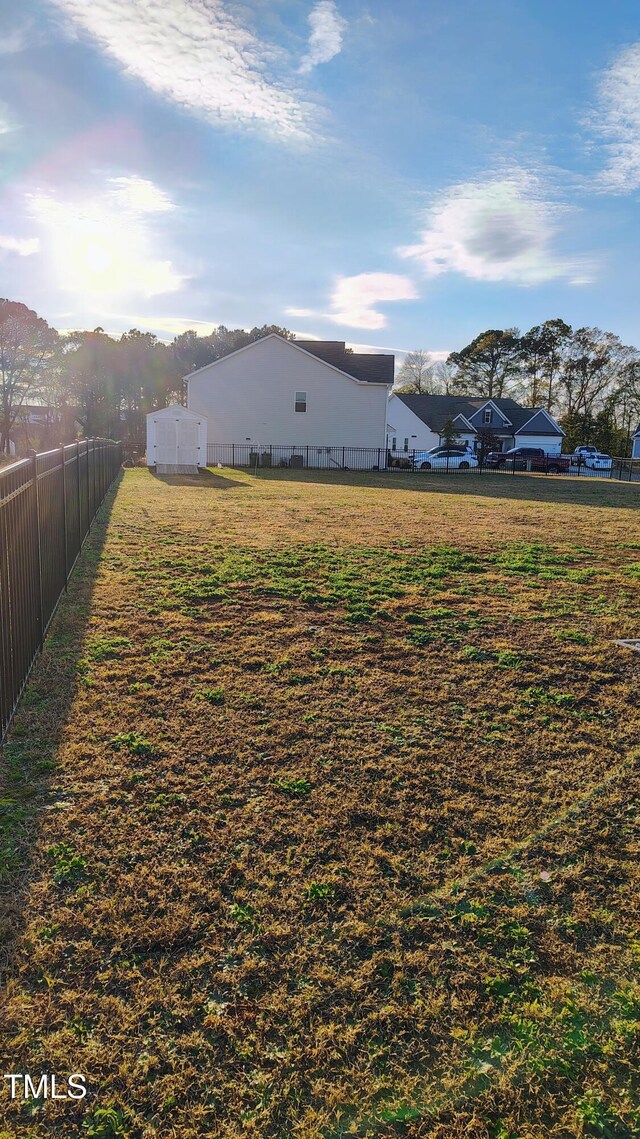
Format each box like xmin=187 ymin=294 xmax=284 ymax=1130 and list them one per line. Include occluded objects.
xmin=632 ymin=426 xmax=640 ymax=459
xmin=387 ymin=393 xmax=564 ymax=454
xmin=5 ymin=403 xmax=60 ymax=454
xmin=186 ymin=335 xmax=394 ymax=452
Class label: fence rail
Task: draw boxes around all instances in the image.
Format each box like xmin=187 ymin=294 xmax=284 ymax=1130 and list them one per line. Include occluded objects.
xmin=206 ymin=443 xmax=640 ymax=482
xmin=0 ymin=439 xmax=122 ymax=742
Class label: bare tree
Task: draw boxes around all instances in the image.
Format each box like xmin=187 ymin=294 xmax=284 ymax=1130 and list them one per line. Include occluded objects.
xmin=394 ymin=349 xmax=437 ymax=393
xmin=557 ymin=328 xmax=636 ymax=417
xmin=0 ymin=300 xmax=59 ymax=454
xmin=429 ymin=358 xmax=459 ymax=395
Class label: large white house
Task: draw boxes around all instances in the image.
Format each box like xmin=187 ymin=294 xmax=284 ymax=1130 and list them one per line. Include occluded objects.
xmin=186 ymin=335 xmax=394 ymax=462
xmin=387 ymin=393 xmax=564 ymax=455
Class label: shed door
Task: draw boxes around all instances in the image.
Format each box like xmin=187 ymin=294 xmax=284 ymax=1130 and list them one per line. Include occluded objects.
xmin=156 ymin=419 xmax=177 ymax=465
xmin=177 ymin=420 xmax=199 ymax=467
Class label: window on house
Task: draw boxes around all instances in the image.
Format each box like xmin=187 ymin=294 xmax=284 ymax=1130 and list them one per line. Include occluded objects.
xmin=392 ymin=436 xmax=397 ymax=450
xmin=295 ymin=391 xmax=307 ymax=412
xmin=483 ymin=409 xmax=491 ymax=424
xmin=403 ymin=437 xmax=409 ymax=452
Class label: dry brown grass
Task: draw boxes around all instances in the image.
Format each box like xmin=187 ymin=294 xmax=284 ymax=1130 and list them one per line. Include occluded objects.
xmin=1 ymin=468 xmax=639 ymax=1139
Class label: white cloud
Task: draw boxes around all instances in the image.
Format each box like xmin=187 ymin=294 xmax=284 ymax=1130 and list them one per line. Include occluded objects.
xmin=400 ymin=172 xmax=592 ymax=286
xmin=101 ymin=314 xmax=222 ymax=338
xmin=330 ymin=274 xmax=417 ymax=329
xmin=0 ymin=100 xmax=17 ymax=136
xmin=0 ymin=20 xmax=35 ymax=56
xmin=49 ymin=0 xmax=314 ymax=142
xmin=592 ymin=42 xmax=640 ymax=192
xmin=28 ymin=175 xmax=187 ymax=302
xmin=346 ymin=341 xmax=414 ymax=355
xmin=299 ymin=1 xmax=346 ymax=74
xmin=109 ymin=176 xmax=174 ymax=214
xmin=0 ymin=235 xmax=39 ymax=256
xmin=288 ymin=272 xmax=418 ymax=330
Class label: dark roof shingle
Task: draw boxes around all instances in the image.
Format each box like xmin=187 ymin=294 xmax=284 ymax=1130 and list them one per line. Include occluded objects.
xmin=394 ymin=393 xmax=562 ymax=435
xmin=295 ymin=340 xmax=394 ymax=385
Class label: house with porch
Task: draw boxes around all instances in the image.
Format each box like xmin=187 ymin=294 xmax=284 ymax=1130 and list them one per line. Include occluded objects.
xmin=386 ymin=393 xmax=564 ymax=455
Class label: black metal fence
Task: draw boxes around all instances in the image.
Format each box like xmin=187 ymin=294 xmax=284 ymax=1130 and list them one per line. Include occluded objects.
xmin=207 ymin=443 xmax=388 ymax=471
xmin=0 ymin=439 xmax=122 ymax=742
xmin=207 ymin=443 xmax=640 ymax=482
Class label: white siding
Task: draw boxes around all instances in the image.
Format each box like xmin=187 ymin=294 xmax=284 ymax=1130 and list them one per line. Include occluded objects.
xmin=386 ymin=394 xmax=439 ymax=451
xmin=187 ymin=336 xmax=389 ymax=448
xmin=632 ymin=435 xmax=640 ymax=459
xmin=515 ymin=434 xmax=563 ymax=454
xmin=146 ymin=404 xmax=208 ymax=471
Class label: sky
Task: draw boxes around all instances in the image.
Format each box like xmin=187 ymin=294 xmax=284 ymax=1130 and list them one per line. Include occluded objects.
xmin=1 ymin=0 xmax=640 ymax=360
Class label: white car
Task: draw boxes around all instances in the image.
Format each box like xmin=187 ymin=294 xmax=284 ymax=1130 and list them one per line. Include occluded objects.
xmin=414 ymin=447 xmax=479 ymax=470
xmin=580 ymin=452 xmax=612 ymax=470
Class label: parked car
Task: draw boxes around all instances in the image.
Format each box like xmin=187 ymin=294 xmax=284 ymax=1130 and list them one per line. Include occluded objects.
xmin=486 ymin=447 xmax=570 ymax=473
xmin=578 ymin=451 xmax=613 ymax=470
xmin=414 ymin=448 xmax=478 ymax=470
xmin=572 ymin=445 xmax=599 ymax=465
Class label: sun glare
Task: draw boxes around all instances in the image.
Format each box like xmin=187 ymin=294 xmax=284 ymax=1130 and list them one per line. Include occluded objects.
xmin=83 ymin=241 xmax=114 ymax=276
xmin=28 ymin=179 xmax=185 ymax=303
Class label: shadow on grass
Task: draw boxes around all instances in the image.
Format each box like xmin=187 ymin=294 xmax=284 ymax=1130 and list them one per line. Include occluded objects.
xmin=244 ymin=466 xmax=640 ymax=510
xmin=0 ymin=475 xmax=121 ymax=982
xmin=150 ymin=469 xmax=246 ymax=489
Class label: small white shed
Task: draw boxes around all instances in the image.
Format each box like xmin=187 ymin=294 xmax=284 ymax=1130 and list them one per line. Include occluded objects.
xmin=146 ymin=404 xmax=208 ymax=474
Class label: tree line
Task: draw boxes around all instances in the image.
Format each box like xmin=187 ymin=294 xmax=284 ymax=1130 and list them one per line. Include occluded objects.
xmin=0 ymin=298 xmax=291 ymax=454
xmin=2 ymin=299 xmax=639 ymax=456
xmin=395 ymin=321 xmax=640 ymax=454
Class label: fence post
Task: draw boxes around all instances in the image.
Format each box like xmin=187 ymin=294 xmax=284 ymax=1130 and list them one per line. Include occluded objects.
xmin=60 ymin=444 xmax=68 ymax=588
xmin=75 ymin=440 xmax=81 ymax=545
xmin=232 ymin=443 xmax=235 ymax=468
xmin=629 ymin=459 xmax=634 ymax=482
xmin=29 ymin=450 xmax=44 ymax=652
xmin=92 ymin=438 xmax=97 ymax=516
xmin=84 ymin=439 xmax=90 ymax=535
xmin=306 ymin=445 xmax=309 ymax=468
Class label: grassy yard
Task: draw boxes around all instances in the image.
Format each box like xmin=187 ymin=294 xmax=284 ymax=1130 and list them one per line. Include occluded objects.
xmin=1 ymin=468 xmax=639 ymax=1139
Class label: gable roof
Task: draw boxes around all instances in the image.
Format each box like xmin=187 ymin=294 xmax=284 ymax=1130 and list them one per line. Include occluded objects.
xmin=515 ymin=408 xmax=564 ymax=436
xmin=466 ymin=399 xmax=514 ymax=428
xmin=633 ymin=425 xmax=640 ymax=438
xmin=391 ymin=393 xmax=563 ymax=436
xmin=185 ymin=333 xmax=393 ymax=386
xmin=147 ymin=403 xmax=202 ymax=421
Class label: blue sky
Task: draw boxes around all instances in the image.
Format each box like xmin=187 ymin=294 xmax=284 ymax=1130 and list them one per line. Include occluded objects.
xmin=1 ymin=0 xmax=640 ymax=359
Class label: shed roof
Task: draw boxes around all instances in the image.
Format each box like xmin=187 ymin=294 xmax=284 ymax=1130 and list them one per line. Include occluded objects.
xmin=147 ymin=403 xmax=203 ymax=420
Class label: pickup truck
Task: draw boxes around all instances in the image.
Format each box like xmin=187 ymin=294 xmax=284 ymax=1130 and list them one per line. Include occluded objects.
xmin=485 ymin=447 xmax=570 ymax=473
